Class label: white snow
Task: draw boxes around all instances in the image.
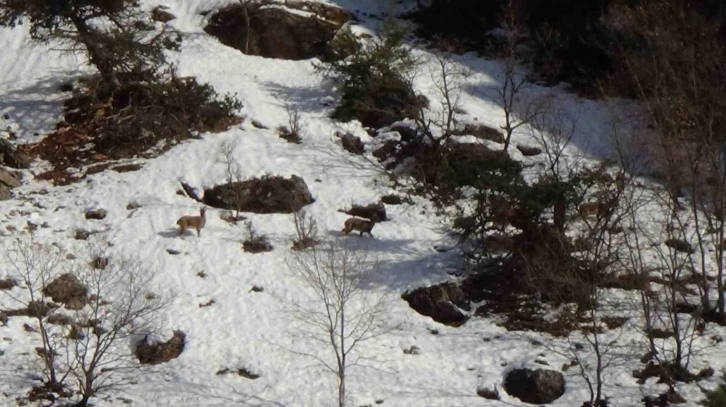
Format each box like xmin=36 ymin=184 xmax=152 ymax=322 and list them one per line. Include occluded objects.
xmin=0 ymin=1 xmax=725 ymax=406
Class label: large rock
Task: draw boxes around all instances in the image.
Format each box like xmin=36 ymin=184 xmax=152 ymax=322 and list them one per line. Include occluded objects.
xmin=0 ymin=167 xmax=22 ymax=200
xmin=339 ymin=132 xmax=364 ymax=155
xmin=504 ymin=368 xmax=566 ymax=404
xmin=152 ymin=5 xmax=176 ymax=22
xmin=203 ymin=175 xmax=314 ymax=214
xmin=402 ymin=282 xmax=470 ymax=326
xmin=204 ymin=2 xmax=352 ymax=61
xmin=135 ymin=331 xmax=186 ymax=365
xmin=0 ymin=138 xmax=31 ymax=169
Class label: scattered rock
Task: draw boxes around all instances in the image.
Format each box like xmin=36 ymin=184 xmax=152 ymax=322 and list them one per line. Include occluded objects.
xmin=203 ymin=175 xmax=314 ymax=214
xmin=7 ymin=301 xmax=59 ymax=319
xmin=0 ymin=138 xmax=32 ymax=169
xmin=23 ymin=323 xmax=37 ymax=332
xmin=166 ymin=249 xmax=181 ymax=255
xmin=516 ymin=144 xmax=543 ymax=157
xmin=250 ymin=285 xmax=264 ymax=292
xmin=452 ymin=215 xmax=476 ymax=230
xmin=380 ymin=194 xmax=404 ymax=205
xmin=74 ymin=229 xmax=90 ymax=240
xmin=126 ymin=202 xmax=141 ymax=210
xmin=338 ymin=132 xmax=365 ymax=155
xmin=0 ymin=277 xmax=16 ymax=290
xmin=476 ymin=386 xmax=500 ymax=400
xmin=46 ymin=313 xmax=73 ymax=325
xmin=388 ymin=124 xmax=418 ymax=143
xmin=664 ymin=239 xmax=695 ymax=254
xmin=84 ymin=208 xmax=107 ymax=220
xmin=402 ymin=282 xmax=470 ymax=327
xmin=152 ymin=5 xmax=177 ymax=22
xmin=0 ymin=168 xmax=21 ymax=188
xmin=403 ymin=345 xmax=420 ymax=355
xmin=251 ymin=120 xmax=267 ymax=129
xmin=217 ymin=367 xmax=260 ymax=379
xmin=339 ymin=202 xmax=388 ymax=222
xmin=58 ymin=82 xmax=75 ymax=93
xmin=504 ymin=368 xmax=565 ymax=404
xmin=0 ymin=168 xmax=22 ymax=200
xmin=199 ymin=299 xmax=215 ymax=308
xmin=204 ymin=2 xmax=351 ymax=61
xmin=180 ymin=182 xmax=203 ymax=202
xmin=135 ymin=331 xmax=186 ymax=365
xmin=42 ymin=273 xmax=89 ymax=310
xmin=89 ymin=256 xmax=108 ymax=270
xmin=372 ymin=140 xmax=397 ymax=161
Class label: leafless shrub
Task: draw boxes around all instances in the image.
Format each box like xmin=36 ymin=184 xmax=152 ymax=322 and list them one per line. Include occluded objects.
xmin=242 ymin=220 xmax=273 ymax=253
xmin=217 ymin=139 xmax=246 ymax=222
xmin=278 ymin=103 xmax=303 ymax=144
xmin=291 ymin=208 xmax=319 ymax=250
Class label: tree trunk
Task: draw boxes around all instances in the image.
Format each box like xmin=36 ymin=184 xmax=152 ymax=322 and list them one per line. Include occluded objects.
xmin=75 ymin=395 xmax=90 ymax=407
xmin=69 ymin=14 xmax=115 ymax=81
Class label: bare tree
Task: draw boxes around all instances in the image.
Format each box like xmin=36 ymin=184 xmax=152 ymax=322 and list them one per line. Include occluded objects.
xmin=66 ymin=252 xmax=167 ymax=407
xmin=284 ymin=238 xmax=390 ymax=407
xmin=0 ymin=235 xmax=72 ymax=395
xmin=612 ymin=0 xmax=726 ymax=318
xmin=494 ymin=0 xmax=551 ymax=152
xmin=0 ymin=236 xmax=168 ymax=406
xmin=411 ymin=51 xmax=469 ymax=150
xmin=528 ymin=110 xmax=581 ymax=231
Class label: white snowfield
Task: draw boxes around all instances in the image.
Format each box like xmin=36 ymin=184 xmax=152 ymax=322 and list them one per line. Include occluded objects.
xmin=0 ymin=1 xmax=724 ymax=406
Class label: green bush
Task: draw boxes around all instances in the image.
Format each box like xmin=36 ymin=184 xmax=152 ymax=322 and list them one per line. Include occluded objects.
xmin=66 ymin=73 xmax=243 ymax=158
xmin=318 ymin=17 xmax=424 ymax=128
xmin=704 ymin=377 xmax=726 ymax=407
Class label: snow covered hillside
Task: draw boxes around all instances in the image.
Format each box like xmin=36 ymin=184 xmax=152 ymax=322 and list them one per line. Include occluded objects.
xmin=1 ymin=1 xmax=725 ymax=406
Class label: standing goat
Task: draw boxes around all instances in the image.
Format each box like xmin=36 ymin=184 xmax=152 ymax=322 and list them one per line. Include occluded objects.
xmin=177 ymin=207 xmax=207 ymax=237
xmin=342 ymin=217 xmax=376 ymax=238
